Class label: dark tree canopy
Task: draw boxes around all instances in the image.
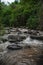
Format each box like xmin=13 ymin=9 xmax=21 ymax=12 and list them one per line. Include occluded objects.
xmin=0 ymin=0 xmax=43 ymax=30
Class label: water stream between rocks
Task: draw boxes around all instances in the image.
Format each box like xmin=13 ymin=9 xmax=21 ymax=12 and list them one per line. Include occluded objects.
xmin=0 ymin=28 xmax=43 ymax=65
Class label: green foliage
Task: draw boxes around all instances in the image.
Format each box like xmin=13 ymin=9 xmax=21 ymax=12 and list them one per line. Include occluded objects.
xmin=26 ymin=16 xmax=39 ymax=29
xmin=0 ymin=22 xmax=5 ymax=35
xmin=0 ymin=0 xmax=42 ymax=30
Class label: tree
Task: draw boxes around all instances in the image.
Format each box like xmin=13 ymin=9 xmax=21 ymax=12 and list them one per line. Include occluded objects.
xmin=0 ymin=0 xmax=42 ymax=30
xmin=39 ymin=0 xmax=43 ymax=30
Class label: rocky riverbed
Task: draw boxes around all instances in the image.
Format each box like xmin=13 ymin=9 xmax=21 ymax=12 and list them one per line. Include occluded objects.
xmin=0 ymin=46 xmax=43 ymax=65
xmin=0 ymin=28 xmax=43 ymax=65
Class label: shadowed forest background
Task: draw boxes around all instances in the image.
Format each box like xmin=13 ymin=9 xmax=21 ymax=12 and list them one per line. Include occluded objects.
xmin=0 ymin=0 xmax=43 ymax=31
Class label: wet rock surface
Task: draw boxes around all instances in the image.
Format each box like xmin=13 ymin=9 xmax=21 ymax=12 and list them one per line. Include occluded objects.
xmin=7 ymin=44 xmax=23 ymax=50
xmin=8 ymin=34 xmax=26 ymax=43
xmin=30 ymin=35 xmax=43 ymax=40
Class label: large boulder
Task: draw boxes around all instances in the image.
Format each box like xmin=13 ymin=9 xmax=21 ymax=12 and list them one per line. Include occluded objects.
xmin=7 ymin=44 xmax=23 ymax=50
xmin=31 ymin=30 xmax=39 ymax=35
xmin=8 ymin=34 xmax=26 ymax=43
xmin=30 ymin=35 xmax=43 ymax=40
xmin=8 ymin=35 xmax=17 ymax=42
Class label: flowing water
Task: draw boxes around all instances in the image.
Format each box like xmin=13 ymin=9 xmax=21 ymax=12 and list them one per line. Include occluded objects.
xmin=0 ymin=34 xmax=43 ymax=65
xmin=0 ymin=35 xmax=43 ymax=52
xmin=22 ymin=36 xmax=43 ymax=45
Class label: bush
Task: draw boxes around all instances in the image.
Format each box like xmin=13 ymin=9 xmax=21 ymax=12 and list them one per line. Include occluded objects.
xmin=26 ymin=16 xmax=39 ymax=29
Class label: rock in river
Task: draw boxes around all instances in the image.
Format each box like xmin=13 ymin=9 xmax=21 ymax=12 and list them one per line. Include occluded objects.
xmin=7 ymin=44 xmax=23 ymax=50
xmin=8 ymin=34 xmax=26 ymax=43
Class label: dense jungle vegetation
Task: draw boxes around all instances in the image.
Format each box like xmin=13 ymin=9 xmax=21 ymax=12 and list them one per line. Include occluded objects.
xmin=0 ymin=0 xmax=43 ymax=30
